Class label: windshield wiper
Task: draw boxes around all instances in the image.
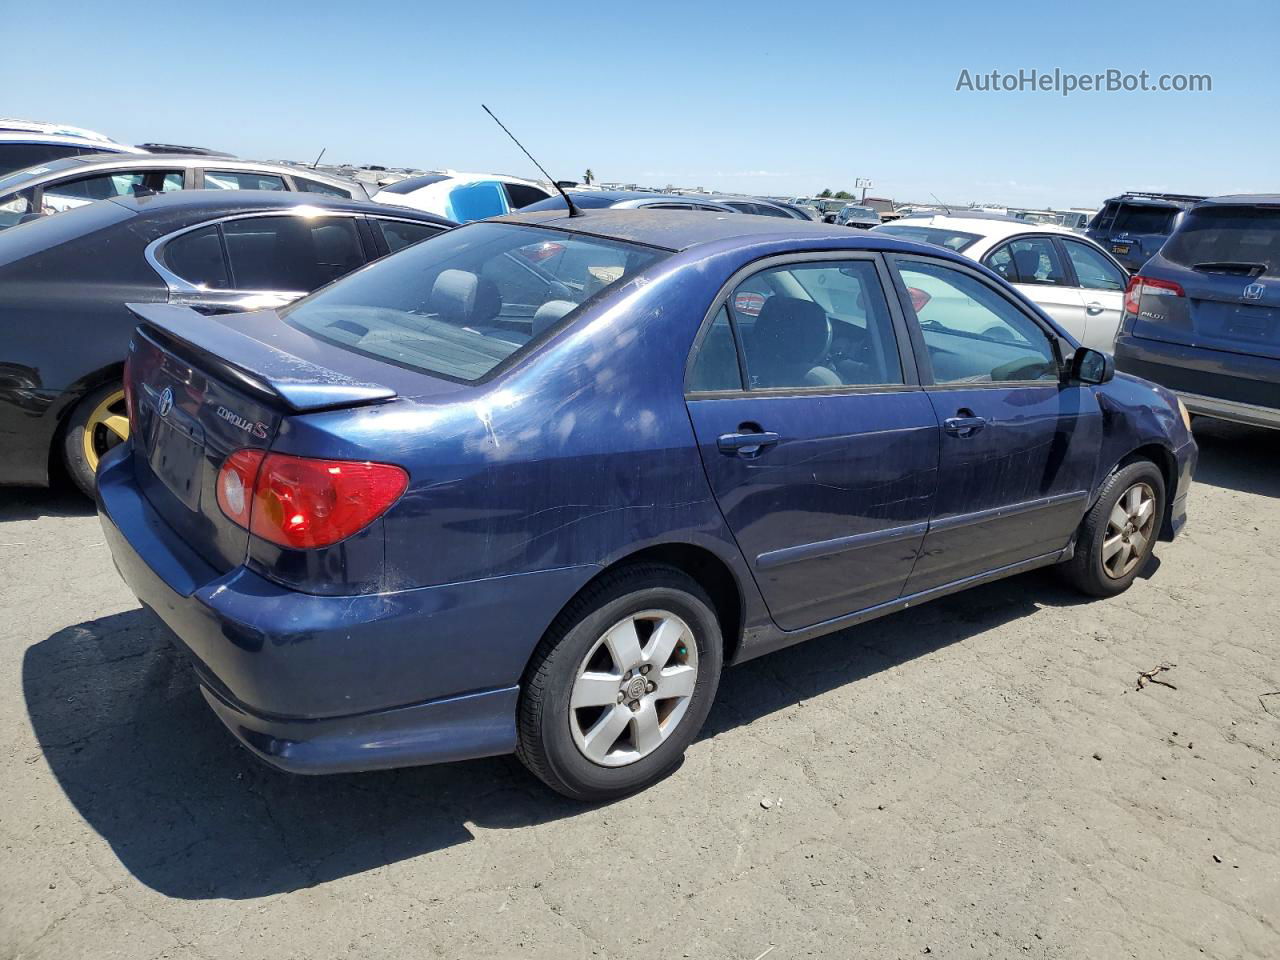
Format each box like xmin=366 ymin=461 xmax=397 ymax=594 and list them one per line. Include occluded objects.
xmin=1192 ymin=260 xmax=1268 ymax=276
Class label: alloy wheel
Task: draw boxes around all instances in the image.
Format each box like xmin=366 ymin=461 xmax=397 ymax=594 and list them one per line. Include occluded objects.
xmin=82 ymin=389 xmax=129 ymax=473
xmin=1101 ymin=481 xmax=1157 ymax=579
xmin=568 ymin=610 xmax=699 ymax=767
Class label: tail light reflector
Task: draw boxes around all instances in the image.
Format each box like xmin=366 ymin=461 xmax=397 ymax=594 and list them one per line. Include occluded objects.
xmin=1124 ymin=275 xmax=1185 ymax=317
xmin=217 ymin=450 xmax=408 ymax=549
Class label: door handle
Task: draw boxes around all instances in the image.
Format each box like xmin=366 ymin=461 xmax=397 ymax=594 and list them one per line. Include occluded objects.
xmin=717 ymin=431 xmax=781 ymax=457
xmin=943 ymin=415 xmax=988 ymax=438
xmin=1085 ymin=301 xmax=1105 ymax=315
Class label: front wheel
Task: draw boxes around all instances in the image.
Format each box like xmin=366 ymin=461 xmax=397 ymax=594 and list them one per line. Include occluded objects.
xmin=517 ymin=564 xmax=723 ymax=801
xmin=1060 ymin=460 xmax=1165 ymax=597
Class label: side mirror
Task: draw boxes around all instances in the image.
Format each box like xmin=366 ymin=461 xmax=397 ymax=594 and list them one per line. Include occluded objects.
xmin=1069 ymin=347 xmax=1114 ymax=385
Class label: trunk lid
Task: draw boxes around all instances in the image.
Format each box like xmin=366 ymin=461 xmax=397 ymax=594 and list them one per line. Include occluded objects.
xmin=124 ymin=303 xmax=402 ymax=572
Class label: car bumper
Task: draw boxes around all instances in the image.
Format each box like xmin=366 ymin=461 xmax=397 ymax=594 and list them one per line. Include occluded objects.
xmin=1167 ymin=435 xmax=1196 ymax=540
xmin=96 ymin=447 xmax=597 ymax=774
xmin=1115 ymin=335 xmax=1280 ymax=431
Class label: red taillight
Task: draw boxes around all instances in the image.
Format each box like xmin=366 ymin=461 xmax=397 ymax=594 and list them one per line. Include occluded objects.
xmin=908 ymin=286 xmax=932 ymax=313
xmin=1124 ymin=275 xmax=1185 ymax=316
xmin=217 ymin=450 xmax=408 ymax=549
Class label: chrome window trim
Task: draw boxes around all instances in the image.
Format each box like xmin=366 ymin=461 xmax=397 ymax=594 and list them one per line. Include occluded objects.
xmin=145 ymin=208 xmax=372 ymax=296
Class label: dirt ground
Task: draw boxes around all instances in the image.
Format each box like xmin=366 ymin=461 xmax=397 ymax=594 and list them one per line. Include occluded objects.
xmin=1 ymin=418 xmax=1277 ymax=960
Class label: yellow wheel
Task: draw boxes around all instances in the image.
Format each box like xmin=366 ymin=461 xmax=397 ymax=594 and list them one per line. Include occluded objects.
xmin=63 ymin=383 xmax=129 ymax=497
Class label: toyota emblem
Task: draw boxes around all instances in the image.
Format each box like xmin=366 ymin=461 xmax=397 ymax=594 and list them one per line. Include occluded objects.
xmin=157 ymin=386 xmax=174 ymax=418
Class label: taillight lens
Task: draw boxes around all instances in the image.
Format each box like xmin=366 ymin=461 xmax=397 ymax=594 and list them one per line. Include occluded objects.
xmin=122 ymin=354 xmax=137 ymax=433
xmin=1123 ymin=275 xmax=1185 ymax=317
xmin=217 ymin=450 xmax=408 ymax=549
xmin=907 ymin=286 xmax=932 ymax=313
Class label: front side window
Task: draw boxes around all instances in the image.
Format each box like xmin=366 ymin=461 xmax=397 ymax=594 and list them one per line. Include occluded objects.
xmin=726 ymin=260 xmax=903 ymax=390
xmin=282 ymin=223 xmax=666 ymax=381
xmin=896 ymin=260 xmax=1058 ymax=384
xmin=203 ymin=170 xmax=286 ymax=191
xmin=0 ymin=187 xmax=36 ymax=228
xmin=221 ymin=215 xmax=365 ymax=290
xmin=502 ymin=182 xmax=551 ymax=209
xmin=986 ymin=237 xmax=1068 ymax=286
xmin=41 ymin=169 xmax=184 ymax=213
xmin=1061 ymin=239 xmax=1126 ymax=290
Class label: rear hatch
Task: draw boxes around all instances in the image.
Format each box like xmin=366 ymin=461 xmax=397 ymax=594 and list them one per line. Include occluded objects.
xmin=1091 ymin=201 xmax=1180 ymax=268
xmin=125 ymin=303 xmax=400 ymax=572
xmin=1132 ymin=203 xmax=1280 ymax=362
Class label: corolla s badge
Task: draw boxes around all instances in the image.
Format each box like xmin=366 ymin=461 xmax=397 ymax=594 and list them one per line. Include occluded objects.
xmin=216 ymin=404 xmax=269 ymax=439
xmin=156 ymin=386 xmax=174 ymax=418
xmin=1243 ymin=282 xmax=1266 ymax=301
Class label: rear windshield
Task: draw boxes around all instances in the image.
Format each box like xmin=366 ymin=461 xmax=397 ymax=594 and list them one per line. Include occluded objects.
xmin=282 ymin=222 xmax=668 ymax=382
xmin=1110 ymin=203 xmax=1177 ymax=235
xmin=873 ymin=224 xmax=981 ymax=252
xmin=378 ymin=174 xmax=449 ymax=195
xmin=1162 ymin=205 xmax=1280 ymax=277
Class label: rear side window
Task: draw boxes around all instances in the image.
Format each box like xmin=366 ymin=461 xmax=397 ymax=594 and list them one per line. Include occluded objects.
xmin=1111 ymin=204 xmax=1176 ymax=234
xmin=1162 ymin=205 xmax=1280 ymax=277
xmin=282 ymin=222 xmax=666 ymax=382
xmin=502 ymin=182 xmax=551 ymax=209
xmin=0 ymin=187 xmax=36 ymax=228
xmin=896 ymin=260 xmax=1058 ymax=384
xmin=293 ymin=176 xmax=355 ymax=198
xmin=203 ymin=170 xmax=286 ymax=191
xmin=1061 ymin=239 xmax=1126 ymax=290
xmin=163 ymin=224 xmax=229 ymax=288
xmin=688 ymin=307 xmax=742 ymax=391
xmin=376 ymin=219 xmax=445 ymax=253
xmin=221 ymin=215 xmax=364 ymax=290
xmin=0 ymin=143 xmax=84 ymax=177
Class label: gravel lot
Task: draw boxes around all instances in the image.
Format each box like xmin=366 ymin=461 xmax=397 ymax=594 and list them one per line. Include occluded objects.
xmin=2 ymin=419 xmax=1277 ymax=960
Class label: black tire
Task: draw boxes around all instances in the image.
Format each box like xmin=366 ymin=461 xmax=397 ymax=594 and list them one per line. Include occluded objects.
xmin=517 ymin=563 xmax=723 ymax=801
xmin=1060 ymin=460 xmax=1165 ymax=597
xmin=62 ymin=382 xmax=126 ymax=498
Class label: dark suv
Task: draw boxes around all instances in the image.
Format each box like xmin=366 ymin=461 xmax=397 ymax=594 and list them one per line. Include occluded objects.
xmin=1113 ymin=195 xmax=1280 ymax=430
xmin=1087 ymin=192 xmax=1206 ymax=272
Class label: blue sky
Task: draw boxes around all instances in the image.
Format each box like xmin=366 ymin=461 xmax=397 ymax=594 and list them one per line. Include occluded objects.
xmin=4 ymin=0 xmax=1275 ymax=208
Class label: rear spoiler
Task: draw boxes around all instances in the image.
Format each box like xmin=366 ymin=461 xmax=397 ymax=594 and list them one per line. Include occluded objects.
xmin=126 ymin=303 xmax=397 ymax=412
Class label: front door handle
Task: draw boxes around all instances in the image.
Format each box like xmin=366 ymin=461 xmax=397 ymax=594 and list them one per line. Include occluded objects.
xmin=717 ymin=430 xmax=781 ymax=457
xmin=943 ymin=415 xmax=988 ymax=438
xmin=1085 ymin=301 xmax=1105 ymax=315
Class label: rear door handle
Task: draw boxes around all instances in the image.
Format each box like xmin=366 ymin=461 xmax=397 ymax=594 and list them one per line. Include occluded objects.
xmin=717 ymin=431 xmax=781 ymax=456
xmin=943 ymin=415 xmax=988 ymax=438
xmin=1085 ymin=301 xmax=1105 ymax=315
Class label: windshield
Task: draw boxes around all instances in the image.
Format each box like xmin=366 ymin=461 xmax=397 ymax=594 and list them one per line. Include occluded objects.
xmin=283 ymin=222 xmax=668 ymax=382
xmin=1162 ymin=205 xmax=1280 ymax=277
xmin=873 ymin=224 xmax=982 ymax=252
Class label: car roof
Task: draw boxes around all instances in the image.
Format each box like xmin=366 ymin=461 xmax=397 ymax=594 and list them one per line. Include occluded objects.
xmin=106 ymin=188 xmax=454 ymax=223
xmin=1198 ymin=193 xmax=1280 ymax=207
xmin=0 ymin=118 xmax=116 ymax=142
xmin=0 ymin=131 xmax=144 ymax=152
xmin=882 ymin=213 xmax=1075 ymax=238
xmin=0 ymin=153 xmax=366 ymax=192
xmin=499 ymin=207 xmax=867 ymax=251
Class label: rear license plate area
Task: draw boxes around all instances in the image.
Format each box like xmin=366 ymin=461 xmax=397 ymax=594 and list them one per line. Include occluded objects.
xmin=148 ymin=418 xmax=205 ymax=511
xmin=1112 ymin=244 xmax=1130 ymax=255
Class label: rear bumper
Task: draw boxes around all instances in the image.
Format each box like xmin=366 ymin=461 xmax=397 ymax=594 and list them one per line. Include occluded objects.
xmin=1115 ymin=334 xmax=1280 ymax=430
xmin=96 ymin=446 xmax=597 ymax=774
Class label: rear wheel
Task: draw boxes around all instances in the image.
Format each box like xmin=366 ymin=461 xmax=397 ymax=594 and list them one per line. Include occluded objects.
xmin=62 ymin=382 xmax=129 ymax=497
xmin=517 ymin=564 xmax=723 ymax=801
xmin=1060 ymin=460 xmax=1165 ymax=596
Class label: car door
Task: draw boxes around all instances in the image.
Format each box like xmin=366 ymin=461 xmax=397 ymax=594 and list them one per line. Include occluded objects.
xmin=888 ymin=255 xmax=1101 ymax=593
xmin=1058 ymin=237 xmax=1128 ymax=352
xmin=983 ymin=235 xmax=1089 ymax=341
xmin=684 ymin=254 xmax=940 ymax=631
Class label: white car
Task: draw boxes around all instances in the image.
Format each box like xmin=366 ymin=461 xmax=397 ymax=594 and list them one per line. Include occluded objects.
xmin=0 ymin=131 xmax=146 ymax=178
xmin=372 ymin=171 xmax=553 ymax=222
xmin=873 ymin=214 xmax=1129 ymax=352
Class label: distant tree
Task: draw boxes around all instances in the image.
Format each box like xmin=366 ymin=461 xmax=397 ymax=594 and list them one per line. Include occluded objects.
xmin=818 ymin=188 xmax=832 ymax=198
xmin=583 ymin=169 xmax=594 ymax=185
xmin=833 ymin=190 xmax=854 ymax=200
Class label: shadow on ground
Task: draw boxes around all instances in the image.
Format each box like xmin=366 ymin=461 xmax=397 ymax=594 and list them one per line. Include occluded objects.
xmin=25 ymin=565 xmax=1083 ymax=901
xmin=1191 ymin=419 xmax=1279 ymax=498
xmin=0 ymin=483 xmax=95 ymax=521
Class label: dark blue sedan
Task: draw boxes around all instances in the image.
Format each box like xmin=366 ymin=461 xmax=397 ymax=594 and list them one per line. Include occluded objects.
xmin=98 ymin=210 xmax=1197 ymax=800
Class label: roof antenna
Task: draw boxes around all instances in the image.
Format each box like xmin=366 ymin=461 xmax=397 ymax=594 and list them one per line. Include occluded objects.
xmin=482 ymin=104 xmax=582 ymax=217
xmin=930 ymin=192 xmax=952 ymax=215
xmin=311 ymin=147 xmax=326 ymax=169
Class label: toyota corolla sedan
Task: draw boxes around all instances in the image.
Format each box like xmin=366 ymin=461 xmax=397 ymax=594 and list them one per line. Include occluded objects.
xmin=98 ymin=210 xmax=1196 ymax=801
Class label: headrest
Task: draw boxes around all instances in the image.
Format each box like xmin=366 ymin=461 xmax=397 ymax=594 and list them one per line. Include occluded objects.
xmin=532 ymin=300 xmax=577 ymax=337
xmin=751 ymin=296 xmax=831 ymax=364
xmin=1013 ymin=249 xmax=1042 ymax=281
xmin=430 ymin=269 xmax=478 ymax=322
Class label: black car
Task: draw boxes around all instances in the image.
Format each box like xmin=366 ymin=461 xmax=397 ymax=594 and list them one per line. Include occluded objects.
xmin=1114 ymin=195 xmax=1280 ymax=431
xmin=0 ymin=190 xmax=453 ymax=494
xmin=1086 ymin=191 xmax=1206 ymax=272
